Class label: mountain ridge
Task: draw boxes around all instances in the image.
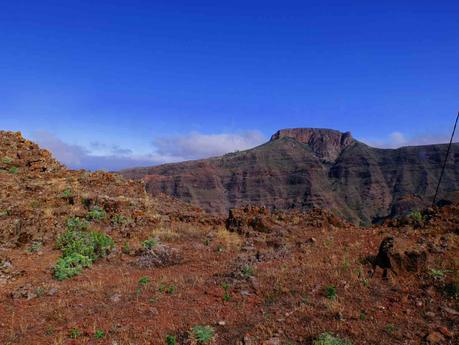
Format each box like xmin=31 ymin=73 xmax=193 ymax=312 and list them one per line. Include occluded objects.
xmin=118 ymin=127 xmax=458 ymax=224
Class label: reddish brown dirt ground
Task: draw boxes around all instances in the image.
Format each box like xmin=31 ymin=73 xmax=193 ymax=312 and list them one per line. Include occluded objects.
xmin=0 ymin=131 xmax=458 ymax=345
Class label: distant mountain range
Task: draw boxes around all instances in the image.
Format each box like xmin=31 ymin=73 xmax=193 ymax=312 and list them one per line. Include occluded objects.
xmin=119 ymin=128 xmax=459 ymax=224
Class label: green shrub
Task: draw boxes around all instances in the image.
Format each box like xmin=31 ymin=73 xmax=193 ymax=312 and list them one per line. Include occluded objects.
xmin=69 ymin=328 xmax=80 ymax=339
xmin=54 ymin=228 xmax=114 ymax=280
xmin=62 ymin=188 xmax=73 ymax=199
xmin=159 ymin=283 xmax=176 ymax=294
xmin=2 ymin=156 xmax=12 ymax=164
xmin=54 ymin=253 xmax=92 ymax=280
xmin=241 ymin=265 xmax=254 ymax=278
xmin=8 ymin=166 xmax=19 ymax=174
xmin=138 ymin=276 xmax=151 ymax=287
xmin=325 ymin=285 xmax=337 ymax=300
xmin=143 ymin=238 xmax=157 ymax=250
xmin=428 ymin=268 xmax=449 ymax=279
xmin=87 ymin=206 xmax=106 ymax=221
xmin=95 ymin=330 xmax=105 ymax=339
xmin=112 ymin=214 xmax=131 ymax=225
xmin=66 ymin=217 xmax=89 ymax=232
xmin=192 ymin=325 xmax=215 ymax=344
xmin=409 ymin=211 xmax=424 ymax=223
xmin=166 ymin=335 xmax=177 ymax=345
xmin=313 ymin=333 xmax=352 ymax=345
xmin=222 ymin=283 xmax=231 ymax=302
xmin=28 ymin=241 xmax=43 ymax=253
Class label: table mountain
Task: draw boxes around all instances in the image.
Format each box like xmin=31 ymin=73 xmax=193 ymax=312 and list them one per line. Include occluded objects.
xmin=120 ymin=128 xmax=459 ymax=224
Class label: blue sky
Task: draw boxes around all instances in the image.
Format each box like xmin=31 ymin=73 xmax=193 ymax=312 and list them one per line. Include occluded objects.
xmin=1 ymin=1 xmax=458 ymax=170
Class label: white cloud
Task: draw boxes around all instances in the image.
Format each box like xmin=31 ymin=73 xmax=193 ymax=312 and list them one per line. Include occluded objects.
xmin=153 ymin=130 xmax=266 ymax=161
xmin=31 ymin=130 xmax=266 ymax=171
xmin=363 ymin=131 xmax=454 ymax=148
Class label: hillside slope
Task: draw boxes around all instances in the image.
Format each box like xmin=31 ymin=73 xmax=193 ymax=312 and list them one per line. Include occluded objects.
xmin=120 ymin=128 xmax=459 ymax=224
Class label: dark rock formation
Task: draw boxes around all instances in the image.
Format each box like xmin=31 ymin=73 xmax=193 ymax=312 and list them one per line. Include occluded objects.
xmin=120 ymin=128 xmax=459 ymax=225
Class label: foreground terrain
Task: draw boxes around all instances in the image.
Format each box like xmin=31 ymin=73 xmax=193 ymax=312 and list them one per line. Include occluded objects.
xmin=0 ymin=131 xmax=458 ymax=345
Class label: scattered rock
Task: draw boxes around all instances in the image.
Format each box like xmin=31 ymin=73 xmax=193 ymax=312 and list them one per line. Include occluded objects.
xmin=425 ymin=331 xmax=445 ymax=344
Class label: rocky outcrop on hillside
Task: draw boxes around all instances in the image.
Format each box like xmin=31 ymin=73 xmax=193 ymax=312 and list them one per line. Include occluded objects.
xmin=120 ymin=128 xmax=459 ymax=224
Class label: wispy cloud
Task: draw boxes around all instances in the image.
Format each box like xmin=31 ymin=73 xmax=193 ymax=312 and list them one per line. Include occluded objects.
xmin=153 ymin=131 xmax=265 ymax=161
xmin=363 ymin=131 xmax=454 ymax=148
xmin=31 ymin=130 xmax=266 ymax=171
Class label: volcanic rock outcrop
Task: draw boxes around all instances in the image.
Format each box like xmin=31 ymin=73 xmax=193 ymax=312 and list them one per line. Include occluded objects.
xmin=120 ymin=128 xmax=459 ymax=225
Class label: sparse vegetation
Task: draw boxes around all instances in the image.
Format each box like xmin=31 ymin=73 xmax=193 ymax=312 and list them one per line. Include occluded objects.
xmin=325 ymin=285 xmax=337 ymax=300
xmin=166 ymin=335 xmax=177 ymax=345
xmin=87 ymin=206 xmax=106 ymax=221
xmin=27 ymin=241 xmax=43 ymax=253
xmin=69 ymin=328 xmax=80 ymax=339
xmin=313 ymin=333 xmax=352 ymax=345
xmin=112 ymin=214 xmax=131 ymax=225
xmin=241 ymin=265 xmax=254 ymax=278
xmin=409 ymin=210 xmax=424 ymax=223
xmin=138 ymin=276 xmax=151 ymax=287
xmin=95 ymin=329 xmax=105 ymax=339
xmin=143 ymin=238 xmax=157 ymax=250
xmin=66 ymin=216 xmax=89 ymax=232
xmin=2 ymin=156 xmax=13 ymax=164
xmin=8 ymin=166 xmax=19 ymax=174
xmin=428 ymin=268 xmax=449 ymax=279
xmin=159 ymin=282 xmax=176 ymax=294
xmin=191 ymin=325 xmax=215 ymax=344
xmin=222 ymin=282 xmax=231 ymax=302
xmin=54 ymin=224 xmax=114 ymax=280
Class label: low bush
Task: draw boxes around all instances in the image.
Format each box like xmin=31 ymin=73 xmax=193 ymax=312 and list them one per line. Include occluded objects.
xmin=191 ymin=325 xmax=214 ymax=344
xmin=87 ymin=206 xmax=106 ymax=221
xmin=54 ymin=225 xmax=114 ymax=280
xmin=313 ymin=333 xmax=352 ymax=345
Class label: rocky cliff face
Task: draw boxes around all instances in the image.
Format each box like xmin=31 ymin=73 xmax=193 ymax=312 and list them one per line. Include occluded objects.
xmin=120 ymin=128 xmax=459 ymax=224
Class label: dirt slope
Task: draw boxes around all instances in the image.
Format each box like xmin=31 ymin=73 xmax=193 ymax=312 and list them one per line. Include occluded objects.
xmin=120 ymin=128 xmax=459 ymax=225
xmin=0 ymin=130 xmax=458 ymax=345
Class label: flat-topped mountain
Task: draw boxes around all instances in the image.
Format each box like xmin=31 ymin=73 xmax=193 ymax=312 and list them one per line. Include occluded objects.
xmin=120 ymin=128 xmax=459 ymax=224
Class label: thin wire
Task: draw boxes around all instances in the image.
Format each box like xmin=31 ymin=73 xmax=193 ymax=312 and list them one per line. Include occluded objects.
xmin=432 ymin=111 xmax=459 ymax=206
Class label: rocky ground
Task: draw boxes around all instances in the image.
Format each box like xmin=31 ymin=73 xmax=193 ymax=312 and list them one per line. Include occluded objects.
xmin=0 ymin=131 xmax=458 ymax=345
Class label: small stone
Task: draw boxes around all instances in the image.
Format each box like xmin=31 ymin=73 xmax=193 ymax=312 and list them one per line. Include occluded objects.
xmin=262 ymin=337 xmax=281 ymax=345
xmin=416 ymin=300 xmax=423 ymax=307
xmin=442 ymin=306 xmax=459 ymax=316
xmin=426 ymin=332 xmax=445 ymax=344
xmin=47 ymin=287 xmax=58 ymax=296
xmin=110 ymin=293 xmax=122 ymax=303
xmin=437 ymin=326 xmax=453 ymax=338
xmin=218 ymin=321 xmax=226 ymax=326
xmin=424 ymin=311 xmax=436 ymax=319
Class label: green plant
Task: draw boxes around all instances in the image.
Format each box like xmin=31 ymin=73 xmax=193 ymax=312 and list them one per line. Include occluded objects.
xmin=143 ymin=238 xmax=157 ymax=250
xmin=166 ymin=335 xmax=177 ymax=345
xmin=54 ymin=228 xmax=114 ymax=280
xmin=159 ymin=283 xmax=176 ymax=294
xmin=241 ymin=265 xmax=254 ymax=278
xmin=54 ymin=253 xmax=92 ymax=280
xmin=222 ymin=283 xmax=231 ymax=302
xmin=359 ymin=312 xmax=366 ymax=321
xmin=28 ymin=241 xmax=43 ymax=253
xmin=8 ymin=166 xmax=19 ymax=174
xmin=429 ymin=268 xmax=449 ymax=279
xmin=325 ymin=285 xmax=337 ymax=300
xmin=95 ymin=329 xmax=105 ymax=339
xmin=138 ymin=276 xmax=151 ymax=287
xmin=409 ymin=210 xmax=424 ymax=223
xmin=112 ymin=214 xmax=130 ymax=225
xmin=87 ymin=206 xmax=106 ymax=221
xmin=66 ymin=217 xmax=89 ymax=232
xmin=313 ymin=333 xmax=352 ymax=345
xmin=122 ymin=242 xmax=130 ymax=254
xmin=385 ymin=324 xmax=395 ymax=334
xmin=69 ymin=328 xmax=81 ymax=339
xmin=62 ymin=188 xmax=73 ymax=198
xmin=2 ymin=156 xmax=13 ymax=164
xmin=192 ymin=325 xmax=215 ymax=344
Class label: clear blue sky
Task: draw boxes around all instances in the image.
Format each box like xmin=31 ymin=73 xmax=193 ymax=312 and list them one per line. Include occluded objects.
xmin=1 ymin=1 xmax=458 ymax=169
